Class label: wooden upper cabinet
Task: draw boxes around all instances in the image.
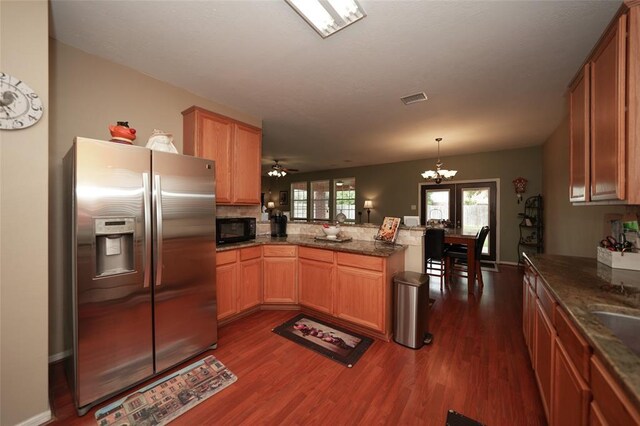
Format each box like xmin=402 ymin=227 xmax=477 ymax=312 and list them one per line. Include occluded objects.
xmin=568 ymin=4 xmax=640 ymax=205
xmin=590 ymin=14 xmax=627 ymax=201
xmin=233 ymin=124 xmax=262 ymax=204
xmin=182 ymin=106 xmax=261 ymax=205
xmin=569 ymin=65 xmax=590 ymax=202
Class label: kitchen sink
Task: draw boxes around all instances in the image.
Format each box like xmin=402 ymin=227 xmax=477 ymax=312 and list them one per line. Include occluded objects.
xmin=591 ymin=311 xmax=640 ymax=357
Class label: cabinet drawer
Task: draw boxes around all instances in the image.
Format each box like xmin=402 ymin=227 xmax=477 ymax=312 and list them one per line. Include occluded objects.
xmin=299 ymin=246 xmax=334 ymax=263
xmin=217 ymin=249 xmax=237 ymax=265
xmin=263 ymin=245 xmax=297 ymax=257
xmin=556 ymin=305 xmax=591 ymax=382
xmin=337 ymin=252 xmax=384 ymax=272
xmin=240 ymin=246 xmax=261 ymax=261
xmin=536 ymin=281 xmax=557 ymax=326
xmin=591 ymin=355 xmax=640 ymax=426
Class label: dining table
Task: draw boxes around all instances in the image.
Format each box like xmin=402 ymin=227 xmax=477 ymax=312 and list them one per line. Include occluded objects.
xmin=444 ymin=229 xmax=479 ymax=293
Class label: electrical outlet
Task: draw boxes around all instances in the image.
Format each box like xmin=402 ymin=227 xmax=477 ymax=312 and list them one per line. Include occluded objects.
xmin=411 ymin=204 xmax=417 ymax=211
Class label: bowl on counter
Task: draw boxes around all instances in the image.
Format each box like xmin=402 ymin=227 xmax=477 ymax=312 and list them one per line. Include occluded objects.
xmin=322 ymin=225 xmax=340 ymax=239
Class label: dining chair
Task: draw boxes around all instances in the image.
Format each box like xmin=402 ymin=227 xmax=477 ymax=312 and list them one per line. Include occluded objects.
xmin=445 ymin=226 xmax=490 ymax=288
xmin=424 ymin=228 xmax=448 ymax=290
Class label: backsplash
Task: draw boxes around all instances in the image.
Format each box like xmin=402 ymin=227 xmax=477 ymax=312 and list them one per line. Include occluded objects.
xmin=256 ymin=221 xmax=424 ymax=247
xmin=217 ymin=205 xmax=261 ymax=219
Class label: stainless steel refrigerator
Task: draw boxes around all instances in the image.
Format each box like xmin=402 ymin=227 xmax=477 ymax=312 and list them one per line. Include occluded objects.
xmin=64 ymin=137 xmax=217 ymax=415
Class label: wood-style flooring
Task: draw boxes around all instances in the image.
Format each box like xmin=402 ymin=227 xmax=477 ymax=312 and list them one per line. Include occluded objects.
xmin=48 ymin=265 xmax=546 ymax=425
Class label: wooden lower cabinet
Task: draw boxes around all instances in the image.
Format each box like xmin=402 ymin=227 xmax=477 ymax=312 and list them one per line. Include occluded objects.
xmin=263 ymin=257 xmax=297 ymax=304
xmin=527 ymin=284 xmax=537 ymax=363
xmin=552 ymin=339 xmax=589 ymax=426
xmin=216 ymin=244 xmax=402 ymax=339
xmin=534 ymin=300 xmax=555 ymax=419
xmin=298 ymin=258 xmax=333 ymax=314
xmin=216 ymin=250 xmax=238 ymax=321
xmin=263 ymin=245 xmax=297 ymax=304
xmin=238 ymin=258 xmax=262 ymax=311
xmin=523 ymin=264 xmax=640 ymax=426
xmin=590 ymin=402 xmax=607 ymax=426
xmin=216 ymin=261 xmax=238 ymax=321
xmin=335 ymin=265 xmax=384 ymax=332
xmin=591 ymin=355 xmax=640 ymax=426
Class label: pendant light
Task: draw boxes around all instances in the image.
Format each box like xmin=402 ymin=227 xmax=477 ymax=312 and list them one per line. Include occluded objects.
xmin=421 ymin=138 xmax=457 ymax=184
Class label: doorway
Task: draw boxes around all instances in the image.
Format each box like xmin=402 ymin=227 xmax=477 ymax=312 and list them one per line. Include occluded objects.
xmin=419 ymin=180 xmax=498 ymax=262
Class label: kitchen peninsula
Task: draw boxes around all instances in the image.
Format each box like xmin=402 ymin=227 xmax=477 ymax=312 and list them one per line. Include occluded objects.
xmin=215 ymin=235 xmax=406 ymax=341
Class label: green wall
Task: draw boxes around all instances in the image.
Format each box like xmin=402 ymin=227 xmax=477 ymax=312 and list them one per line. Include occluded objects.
xmin=543 ymin=116 xmax=635 ymax=258
xmin=262 ymin=145 xmax=543 ymax=263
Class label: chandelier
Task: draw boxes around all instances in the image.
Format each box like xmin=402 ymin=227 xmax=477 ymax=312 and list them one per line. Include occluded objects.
xmin=421 ymin=138 xmax=457 ymax=184
xmin=268 ymin=169 xmax=287 ymax=178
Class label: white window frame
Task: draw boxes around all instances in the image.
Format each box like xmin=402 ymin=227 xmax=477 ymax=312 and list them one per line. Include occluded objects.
xmin=311 ymin=180 xmax=330 ymax=221
xmin=334 ymin=178 xmax=356 ymax=222
xmin=291 ymin=182 xmax=308 ymax=220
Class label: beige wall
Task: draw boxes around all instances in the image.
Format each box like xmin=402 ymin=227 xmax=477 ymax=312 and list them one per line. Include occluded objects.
xmin=542 ymin=116 xmax=637 ymax=257
xmin=0 ymin=1 xmax=51 ymax=425
xmin=49 ymin=40 xmax=261 ymax=357
xmin=263 ymin=146 xmax=543 ymax=264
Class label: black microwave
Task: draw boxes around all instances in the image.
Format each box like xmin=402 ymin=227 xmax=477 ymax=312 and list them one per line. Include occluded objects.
xmin=216 ymin=217 xmax=256 ymax=245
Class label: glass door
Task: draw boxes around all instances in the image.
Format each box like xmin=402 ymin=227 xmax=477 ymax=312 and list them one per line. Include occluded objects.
xmin=420 ymin=181 xmax=497 ymax=261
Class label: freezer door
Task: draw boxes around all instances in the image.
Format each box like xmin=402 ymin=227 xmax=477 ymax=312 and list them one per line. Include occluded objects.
xmin=152 ymin=151 xmax=217 ymax=372
xmin=73 ymin=138 xmax=153 ymax=409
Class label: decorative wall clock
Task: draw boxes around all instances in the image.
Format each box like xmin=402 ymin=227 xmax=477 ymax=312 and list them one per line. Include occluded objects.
xmin=0 ymin=72 xmax=44 ymax=130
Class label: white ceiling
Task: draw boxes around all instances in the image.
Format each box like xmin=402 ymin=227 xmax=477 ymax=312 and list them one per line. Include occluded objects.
xmin=50 ymin=0 xmax=621 ymax=174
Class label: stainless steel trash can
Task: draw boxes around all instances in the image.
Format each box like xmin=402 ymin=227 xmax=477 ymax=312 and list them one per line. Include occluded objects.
xmin=393 ymin=271 xmax=431 ymax=349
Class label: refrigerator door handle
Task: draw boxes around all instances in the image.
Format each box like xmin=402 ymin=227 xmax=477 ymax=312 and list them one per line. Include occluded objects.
xmin=143 ymin=173 xmax=152 ymax=288
xmin=154 ymin=174 xmax=163 ymax=287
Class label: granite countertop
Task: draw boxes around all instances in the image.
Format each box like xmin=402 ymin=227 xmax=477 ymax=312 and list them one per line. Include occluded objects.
xmin=216 ymin=235 xmax=407 ymax=257
xmin=525 ymin=253 xmax=640 ymax=408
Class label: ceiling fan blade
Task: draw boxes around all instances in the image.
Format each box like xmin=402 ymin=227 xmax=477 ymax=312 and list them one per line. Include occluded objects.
xmin=283 ymin=167 xmax=299 ymax=172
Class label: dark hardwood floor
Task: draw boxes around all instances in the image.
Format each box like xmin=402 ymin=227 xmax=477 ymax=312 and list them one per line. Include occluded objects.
xmin=48 ymin=265 xmax=546 ymax=425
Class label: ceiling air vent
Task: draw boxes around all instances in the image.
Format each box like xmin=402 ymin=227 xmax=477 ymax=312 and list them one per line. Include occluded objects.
xmin=401 ymin=92 xmax=428 ymax=105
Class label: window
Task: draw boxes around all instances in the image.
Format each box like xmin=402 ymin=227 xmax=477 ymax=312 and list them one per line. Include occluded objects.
xmin=334 ymin=178 xmax=356 ymax=222
xmin=311 ymin=180 xmax=330 ymax=220
xmin=425 ymin=189 xmax=450 ymax=221
xmin=291 ymin=182 xmax=308 ymax=220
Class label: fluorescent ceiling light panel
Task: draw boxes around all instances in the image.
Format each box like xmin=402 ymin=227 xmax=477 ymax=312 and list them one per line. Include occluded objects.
xmin=286 ymin=0 xmax=366 ymax=38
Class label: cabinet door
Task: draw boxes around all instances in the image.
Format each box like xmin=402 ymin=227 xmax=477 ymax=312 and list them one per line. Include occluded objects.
xmin=335 ymin=266 xmax=384 ymax=332
xmin=216 ymin=262 xmax=238 ymax=321
xmin=590 ymin=15 xmax=627 ymax=201
xmin=552 ymin=340 xmax=589 ymax=426
xmin=569 ymin=65 xmax=590 ymax=202
xmin=590 ymin=402 xmax=607 ymax=426
xmin=528 ymin=285 xmax=537 ymax=363
xmin=523 ymin=278 xmax=529 ymax=346
xmin=200 ymin=114 xmax=233 ymax=204
xmin=591 ymin=355 xmax=640 ymax=426
xmin=299 ymin=258 xmax=333 ymax=314
xmin=232 ymin=124 xmax=261 ymax=204
xmin=534 ymin=300 xmax=555 ymax=421
xmin=238 ymin=258 xmax=262 ymax=311
xmin=263 ymin=258 xmax=297 ymax=304
xmin=183 ymin=110 xmax=234 ymax=204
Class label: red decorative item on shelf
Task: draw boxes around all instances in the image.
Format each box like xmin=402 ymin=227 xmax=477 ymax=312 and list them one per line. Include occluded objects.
xmin=109 ymin=121 xmax=137 ymax=145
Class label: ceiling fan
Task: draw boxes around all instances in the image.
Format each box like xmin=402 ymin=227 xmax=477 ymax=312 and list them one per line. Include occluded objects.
xmin=268 ymin=160 xmax=298 ymax=177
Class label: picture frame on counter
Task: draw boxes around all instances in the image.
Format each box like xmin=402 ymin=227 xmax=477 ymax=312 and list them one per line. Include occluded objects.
xmin=375 ymin=216 xmax=401 ymax=244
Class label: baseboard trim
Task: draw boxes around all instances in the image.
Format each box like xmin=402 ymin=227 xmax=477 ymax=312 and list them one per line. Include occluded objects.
xmin=49 ymin=349 xmax=71 ymax=364
xmin=15 ymin=409 xmax=52 ymax=426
